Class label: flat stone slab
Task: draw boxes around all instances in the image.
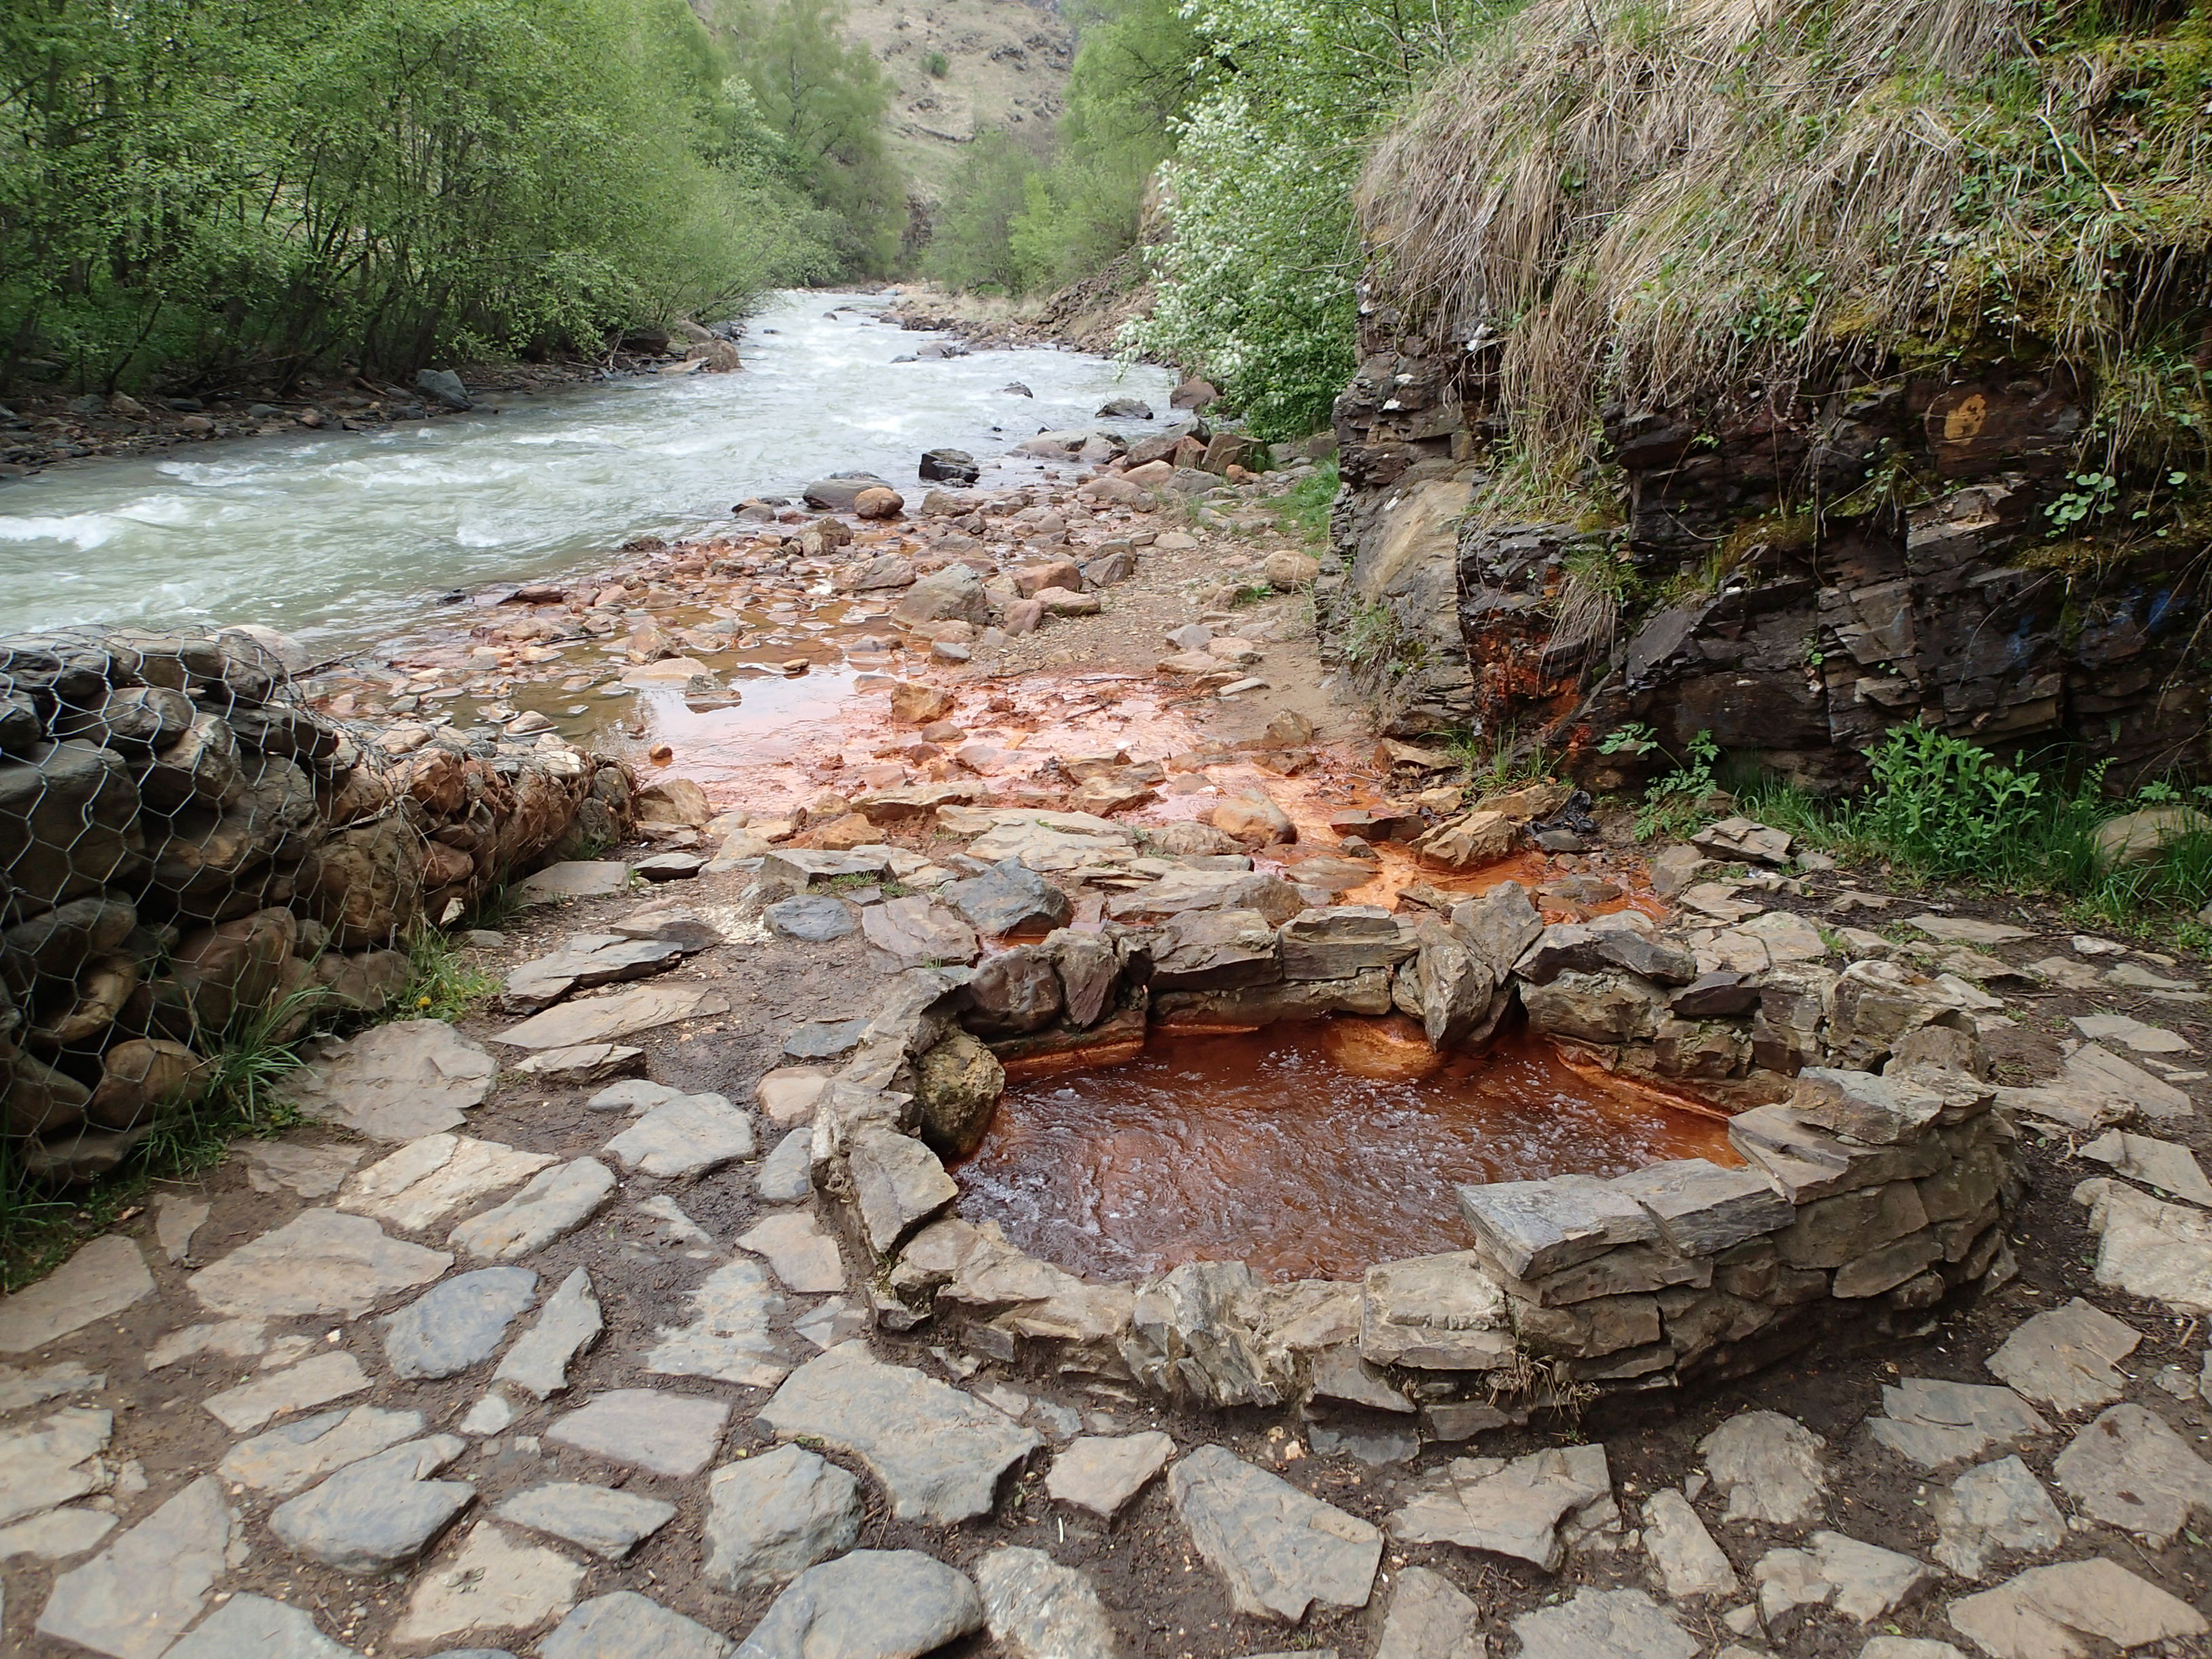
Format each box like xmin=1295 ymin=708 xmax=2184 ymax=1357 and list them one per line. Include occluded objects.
xmin=496 ymin=1482 xmax=675 ymax=1559
xmin=758 ymin=847 xmax=893 ymax=886
xmin=269 ymin=1435 xmax=472 ymax=1573
xmin=190 ymin=1208 xmax=452 ymax=1319
xmin=165 ymin=1593 xmax=359 ymax=1659
xmin=0 ymin=1233 xmax=153 ymax=1353
xmin=1753 ymin=1530 xmax=1929 ymax=1622
xmin=1947 ymin=1557 xmax=2207 ymax=1658
xmin=1170 ymin=1443 xmax=1381 ymax=1622
xmin=1867 ymin=1377 xmax=2050 ymax=1469
xmin=1046 ymin=1432 xmax=1174 ymax=1519
xmin=2074 ymin=1177 xmax=2212 ymax=1313
xmin=976 ymin=1545 xmax=1117 ymax=1659
xmin=756 ymin=1129 xmax=814 ymax=1202
xmin=503 ymin=937 xmax=684 ymax=1012
xmin=511 ymin=1042 xmax=645 ymax=1081
xmin=448 ymin=1159 xmax=615 ymax=1261
xmin=0 ymin=1507 xmax=117 ymax=1562
xmin=644 ymin=1257 xmax=788 ymax=1388
xmin=547 ymin=1389 xmax=730 ymax=1479
xmin=764 ymin=895 xmax=855 ymax=941
xmin=219 ymin=1406 xmax=426 ymax=1494
xmin=1904 ymin=914 xmax=2033 ymax=945
xmin=1641 ymin=1488 xmax=1738 ymax=1599
xmin=605 ymin=1093 xmax=756 ymax=1178
xmin=1700 ymin=1410 xmax=1828 ymax=1525
xmin=495 ymin=983 xmax=732 ymax=1049
xmin=285 ymin=1020 xmax=499 ymax=1141
xmin=1512 ymin=1587 xmax=1696 ymax=1659
xmin=1931 ymin=1455 xmax=2066 ymax=1578
xmin=1371 ymin=1564 xmax=1481 ymax=1659
xmin=37 ymin=1476 xmax=237 ymax=1659
xmin=781 ymin=1021 xmax=869 ymax=1062
xmin=205 ymin=1351 xmax=371 ymax=1433
xmin=1388 ymin=1445 xmax=1610 ymax=1572
xmin=2080 ymin=1128 xmax=2212 ymax=1206
xmin=737 ymin=1212 xmax=844 ymax=1292
xmin=758 ymin=1342 xmax=1040 ymax=1524
xmin=1 ymin=1408 xmax=112 ymax=1526
xmin=2050 ymin=1401 xmax=2212 ymax=1542
xmin=246 ymin=1140 xmax=365 ymax=1197
xmin=861 ymin=894 xmax=980 ymax=966
xmin=847 ymin=1125 xmax=959 ymax=1253
xmin=2072 ymin=1010 xmax=2192 ymax=1053
xmin=494 ymin=1267 xmax=602 ymax=1398
xmin=1456 ymin=1174 xmax=1658 ymax=1277
xmin=339 ymin=1134 xmax=556 ymax=1232
xmin=732 ymin=1549 xmax=984 ymax=1659
xmin=390 ymin=1520 xmax=585 ymax=1647
xmin=543 ymin=1591 xmax=732 ymax=1659
xmin=0 ymin=1358 xmax=104 ymax=1413
xmin=1986 ymin=1296 xmax=2142 ymax=1412
xmin=382 ymin=1267 xmax=537 ymax=1378
xmin=516 ymin=861 xmax=632 ymax=902
xmin=703 ymin=1444 xmax=861 ymax=1591
xmin=757 ymin=1067 xmax=830 ymax=1125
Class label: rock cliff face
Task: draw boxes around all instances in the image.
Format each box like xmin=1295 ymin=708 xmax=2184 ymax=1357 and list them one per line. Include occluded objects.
xmin=1322 ymin=317 xmax=2210 ymax=787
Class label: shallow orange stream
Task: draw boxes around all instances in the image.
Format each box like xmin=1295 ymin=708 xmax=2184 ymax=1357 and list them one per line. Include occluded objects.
xmin=952 ymin=1019 xmax=1739 ymax=1284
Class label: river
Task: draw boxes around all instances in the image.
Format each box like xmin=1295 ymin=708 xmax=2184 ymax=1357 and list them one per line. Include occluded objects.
xmin=0 ymin=291 xmax=1172 ymax=649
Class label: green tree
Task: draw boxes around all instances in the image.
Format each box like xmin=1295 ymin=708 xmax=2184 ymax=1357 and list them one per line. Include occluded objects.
xmin=0 ymin=0 xmax=836 ymax=394
xmin=926 ymin=128 xmax=1052 ymax=293
xmin=721 ymin=0 xmax=906 ymax=276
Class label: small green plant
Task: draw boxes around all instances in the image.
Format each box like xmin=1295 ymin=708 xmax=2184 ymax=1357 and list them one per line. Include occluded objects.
xmin=1597 ymin=721 xmax=1660 ymax=758
xmin=1635 ymin=729 xmax=1721 ymax=840
xmin=1857 ymin=725 xmax=2045 ymax=878
xmin=2045 ymin=470 xmax=2119 ymax=535
xmin=400 ymin=924 xmax=499 ymax=1021
xmin=1227 ymin=582 xmax=1273 ymax=607
xmin=924 ymin=49 xmax=949 ymax=77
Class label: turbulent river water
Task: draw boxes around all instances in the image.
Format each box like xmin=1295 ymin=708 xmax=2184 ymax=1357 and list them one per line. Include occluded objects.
xmin=0 ymin=291 xmax=1172 ymax=647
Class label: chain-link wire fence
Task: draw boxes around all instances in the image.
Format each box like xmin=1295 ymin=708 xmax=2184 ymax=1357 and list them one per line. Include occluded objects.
xmin=1 ymin=626 xmax=633 ymax=1202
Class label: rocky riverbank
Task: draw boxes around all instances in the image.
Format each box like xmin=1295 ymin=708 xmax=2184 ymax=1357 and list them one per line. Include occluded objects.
xmin=0 ymin=325 xmax=743 ymax=480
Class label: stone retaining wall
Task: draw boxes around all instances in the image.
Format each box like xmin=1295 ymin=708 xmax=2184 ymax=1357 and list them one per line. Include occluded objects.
xmin=1 ymin=626 xmax=634 ymax=1181
xmin=784 ymin=861 xmax=2022 ymax=1431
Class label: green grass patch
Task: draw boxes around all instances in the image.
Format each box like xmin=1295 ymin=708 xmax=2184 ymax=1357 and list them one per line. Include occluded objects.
xmin=1 ymin=989 xmax=313 ymax=1291
xmin=1273 ymin=457 xmax=1339 ymax=548
xmin=1726 ymin=724 xmax=2212 ymax=941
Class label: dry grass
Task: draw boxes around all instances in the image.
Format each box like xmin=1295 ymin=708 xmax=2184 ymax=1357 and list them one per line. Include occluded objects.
xmin=1359 ymin=0 xmax=2212 ymax=482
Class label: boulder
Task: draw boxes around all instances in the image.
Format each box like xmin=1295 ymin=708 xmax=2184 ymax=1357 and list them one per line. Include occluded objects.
xmin=802 ymin=474 xmax=893 ymax=512
xmin=962 ymin=947 xmax=1063 ymax=1036
xmin=1521 ymin=969 xmax=1667 ymax=1046
xmin=1417 ymin=810 xmax=1513 ymax=869
xmin=853 ymin=486 xmax=905 ymax=519
xmin=920 ymin=449 xmax=980 ymax=483
xmin=897 ymin=566 xmax=991 ymax=626
xmin=0 ymin=742 xmax=143 ymax=916
xmin=2095 ymin=805 xmax=2212 ymax=866
xmin=1210 ymin=796 xmax=1294 ymax=848
xmin=914 ymin=1030 xmax=1005 ymax=1158
xmin=84 ymin=1038 xmax=211 ymax=1131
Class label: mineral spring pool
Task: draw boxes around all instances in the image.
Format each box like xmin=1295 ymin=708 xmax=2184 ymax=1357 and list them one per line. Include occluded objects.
xmin=952 ymin=1017 xmax=1740 ymax=1283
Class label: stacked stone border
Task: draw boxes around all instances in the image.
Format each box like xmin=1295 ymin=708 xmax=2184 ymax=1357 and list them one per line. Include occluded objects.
xmin=773 ymin=846 xmax=2023 ymax=1429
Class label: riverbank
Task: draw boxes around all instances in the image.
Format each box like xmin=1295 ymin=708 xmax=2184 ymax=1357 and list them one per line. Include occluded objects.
xmin=887 ymin=262 xmax=1159 ymax=361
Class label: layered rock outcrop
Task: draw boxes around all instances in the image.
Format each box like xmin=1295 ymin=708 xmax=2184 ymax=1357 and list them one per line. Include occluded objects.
xmin=1 ymin=627 xmax=632 ymax=1180
xmin=1323 ymin=329 xmax=2209 ymax=787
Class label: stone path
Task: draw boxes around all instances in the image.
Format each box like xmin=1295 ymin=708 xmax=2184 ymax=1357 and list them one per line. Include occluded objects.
xmin=9 ymin=835 xmax=2212 ymax=1658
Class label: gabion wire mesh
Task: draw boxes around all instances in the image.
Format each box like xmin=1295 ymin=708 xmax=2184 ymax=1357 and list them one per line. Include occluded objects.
xmin=0 ymin=626 xmax=626 ymax=1185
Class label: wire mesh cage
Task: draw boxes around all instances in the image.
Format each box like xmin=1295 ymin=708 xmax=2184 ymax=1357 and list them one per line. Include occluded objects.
xmin=0 ymin=626 xmax=632 ymax=1191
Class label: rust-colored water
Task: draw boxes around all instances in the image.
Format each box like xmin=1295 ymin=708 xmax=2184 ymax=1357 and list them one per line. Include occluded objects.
xmin=953 ymin=1019 xmax=1739 ymax=1284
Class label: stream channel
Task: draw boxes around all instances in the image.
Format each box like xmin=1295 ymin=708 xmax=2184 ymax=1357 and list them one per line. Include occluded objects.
xmin=0 ymin=291 xmax=1172 ymax=647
